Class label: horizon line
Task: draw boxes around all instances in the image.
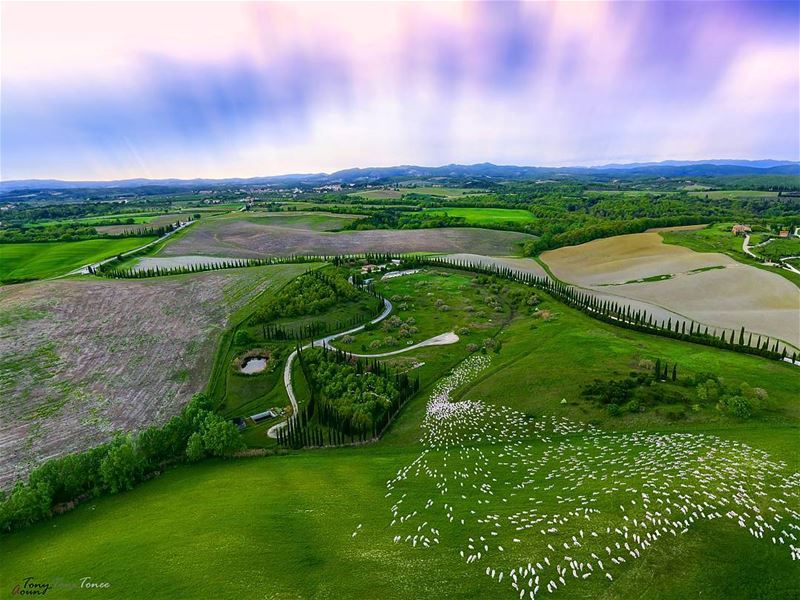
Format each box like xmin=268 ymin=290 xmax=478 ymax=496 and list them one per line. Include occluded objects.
xmin=3 ymin=157 xmax=799 ymax=185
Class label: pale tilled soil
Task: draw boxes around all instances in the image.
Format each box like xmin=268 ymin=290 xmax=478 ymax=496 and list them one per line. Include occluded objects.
xmin=541 ymin=232 xmax=735 ymax=286
xmin=160 ymin=218 xmax=534 ymax=258
xmin=0 ymin=265 xmax=308 ymax=488
xmin=611 ymin=265 xmax=800 ymax=349
xmin=541 ymin=233 xmax=800 ymax=350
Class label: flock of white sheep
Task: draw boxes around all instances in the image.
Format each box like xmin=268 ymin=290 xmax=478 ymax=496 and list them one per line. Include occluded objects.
xmin=382 ymin=355 xmax=800 ymax=598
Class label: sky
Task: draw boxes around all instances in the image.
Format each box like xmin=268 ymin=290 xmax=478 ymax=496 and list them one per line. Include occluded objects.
xmin=1 ymin=1 xmax=799 ymax=181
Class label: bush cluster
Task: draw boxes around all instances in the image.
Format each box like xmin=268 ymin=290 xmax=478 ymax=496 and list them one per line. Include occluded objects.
xmin=0 ymin=394 xmax=243 ymax=532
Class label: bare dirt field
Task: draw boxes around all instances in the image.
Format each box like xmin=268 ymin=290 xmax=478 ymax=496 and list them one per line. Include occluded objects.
xmin=610 ymin=265 xmax=800 ymax=349
xmin=540 ymin=233 xmax=800 ymax=350
xmin=541 ymin=232 xmax=734 ymax=286
xmin=240 ymin=211 xmax=363 ymax=231
xmin=0 ymin=264 xmax=311 ymax=489
xmin=160 ymin=217 xmax=533 ymax=258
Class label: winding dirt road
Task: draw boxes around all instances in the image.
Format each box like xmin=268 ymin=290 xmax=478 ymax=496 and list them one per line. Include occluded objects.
xmin=267 ymin=296 xmax=461 ymax=438
xmin=267 ymin=297 xmax=392 ymax=439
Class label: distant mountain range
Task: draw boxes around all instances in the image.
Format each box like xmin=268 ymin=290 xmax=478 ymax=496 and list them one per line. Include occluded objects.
xmin=2 ymin=159 xmax=798 ymax=193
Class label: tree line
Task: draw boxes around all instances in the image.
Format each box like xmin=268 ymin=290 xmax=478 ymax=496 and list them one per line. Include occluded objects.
xmin=255 ymin=297 xmax=384 ymax=342
xmin=0 ymin=394 xmax=244 ymax=533
xmin=250 ymin=269 xmax=361 ymax=323
xmin=404 ymin=255 xmax=797 ymax=364
xmin=97 ymin=252 xmax=406 ymax=279
xmin=0 ymin=222 xmax=179 ymax=244
xmin=277 ymin=347 xmax=419 ymax=449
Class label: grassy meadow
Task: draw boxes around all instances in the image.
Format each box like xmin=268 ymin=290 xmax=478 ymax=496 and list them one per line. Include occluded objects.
xmin=30 ymin=213 xmax=157 ymax=227
xmin=3 ymin=445 xmax=797 ymax=600
xmin=661 ymin=223 xmax=800 ymax=287
xmin=660 ymin=223 xmax=747 ymax=256
xmin=759 ymin=237 xmax=800 ymax=261
xmin=423 ymin=207 xmax=536 ymax=226
xmin=2 ymin=263 xmax=799 ymax=599
xmin=334 ymin=269 xmax=514 ymax=354
xmin=0 ymin=237 xmax=157 ymax=282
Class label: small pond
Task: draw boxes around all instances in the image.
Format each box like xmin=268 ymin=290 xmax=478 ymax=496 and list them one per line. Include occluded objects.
xmin=240 ymin=356 xmax=268 ymax=374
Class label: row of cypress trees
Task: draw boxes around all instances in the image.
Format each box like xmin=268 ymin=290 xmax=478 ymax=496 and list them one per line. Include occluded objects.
xmin=98 ymin=252 xmax=403 ymax=279
xmin=277 ymin=346 xmax=420 ymax=449
xmin=97 ymin=249 xmax=796 ymax=363
xmin=404 ymin=255 xmax=796 ymax=364
xmin=258 ymin=296 xmax=384 ymax=342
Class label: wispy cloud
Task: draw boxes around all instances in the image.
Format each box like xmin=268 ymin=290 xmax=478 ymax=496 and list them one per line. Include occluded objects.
xmin=2 ymin=1 xmax=798 ymax=180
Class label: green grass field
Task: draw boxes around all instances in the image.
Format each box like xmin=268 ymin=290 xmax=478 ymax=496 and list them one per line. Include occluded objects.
xmin=403 ymin=186 xmax=486 ymax=197
xmin=758 ymin=237 xmax=800 ymax=261
xmin=29 ymin=212 xmax=171 ymax=228
xmin=423 ymin=207 xmax=535 ymax=225
xmin=687 ymin=190 xmax=780 ymax=199
xmin=2 ymin=299 xmax=798 ymax=597
xmin=660 ymin=223 xmax=750 ymax=255
xmin=661 ymin=224 xmax=800 ymax=287
xmin=334 ymin=270 xmax=514 ymax=354
xmin=2 ymin=266 xmax=799 ymax=598
xmin=0 ymin=237 xmax=157 ymax=282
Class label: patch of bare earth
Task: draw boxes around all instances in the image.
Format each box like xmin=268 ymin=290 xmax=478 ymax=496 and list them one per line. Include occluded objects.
xmin=0 ymin=265 xmax=309 ymax=489
xmin=611 ymin=265 xmax=800 ymax=349
xmin=541 ymin=232 xmax=800 ymax=350
xmin=241 ymin=211 xmax=362 ymax=231
xmin=541 ymin=232 xmax=734 ymax=286
xmin=160 ymin=219 xmax=533 ymax=258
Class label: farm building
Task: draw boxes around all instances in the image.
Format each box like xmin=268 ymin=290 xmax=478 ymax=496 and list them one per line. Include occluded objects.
xmin=251 ymin=409 xmax=280 ymax=423
xmin=731 ymin=224 xmax=751 ymax=235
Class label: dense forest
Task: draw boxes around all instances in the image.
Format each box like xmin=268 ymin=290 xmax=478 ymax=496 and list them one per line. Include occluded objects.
xmin=301 ymin=348 xmax=400 ymax=433
xmin=250 ymin=270 xmax=363 ymax=324
xmin=279 ymin=348 xmax=419 ymax=448
xmin=0 ymin=221 xmax=178 ymax=243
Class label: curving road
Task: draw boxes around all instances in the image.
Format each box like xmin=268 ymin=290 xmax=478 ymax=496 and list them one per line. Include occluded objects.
xmin=341 ymin=331 xmax=459 ymax=358
xmin=267 ymin=296 xmax=462 ymax=438
xmin=267 ymin=297 xmax=393 ymax=438
xmin=57 ymin=220 xmax=195 ymax=279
